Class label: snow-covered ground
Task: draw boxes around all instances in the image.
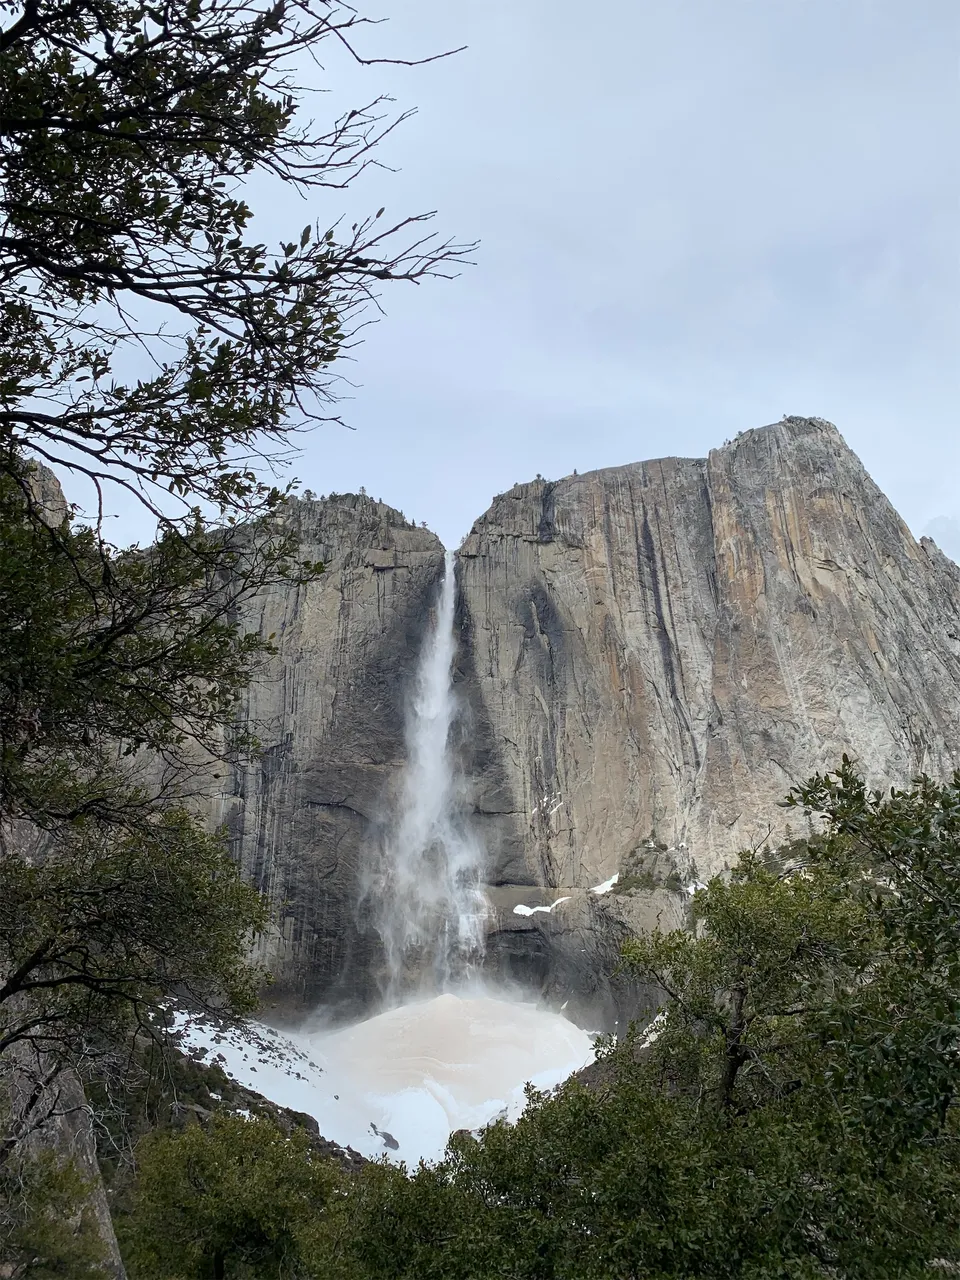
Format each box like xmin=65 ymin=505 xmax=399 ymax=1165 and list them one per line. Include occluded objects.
xmin=174 ymin=991 xmax=595 ymax=1166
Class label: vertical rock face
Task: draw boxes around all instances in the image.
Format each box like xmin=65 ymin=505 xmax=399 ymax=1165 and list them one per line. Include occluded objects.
xmin=213 ymin=420 xmax=960 ymax=1021
xmin=217 ymin=494 xmax=444 ymax=1016
xmin=456 ymin=418 xmax=960 ymax=897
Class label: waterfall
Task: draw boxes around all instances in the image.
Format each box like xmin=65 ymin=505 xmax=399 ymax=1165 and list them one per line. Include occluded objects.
xmin=374 ymin=550 xmax=488 ymax=999
xmin=176 ymin=560 xmax=596 ymax=1169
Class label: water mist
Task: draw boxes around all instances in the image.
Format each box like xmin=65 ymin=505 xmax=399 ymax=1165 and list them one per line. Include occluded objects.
xmin=373 ymin=550 xmax=488 ymax=999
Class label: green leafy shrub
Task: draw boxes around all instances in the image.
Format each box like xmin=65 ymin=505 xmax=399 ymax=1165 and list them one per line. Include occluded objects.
xmin=0 ymin=1149 xmax=107 ymax=1278
xmin=119 ymin=1113 xmax=345 ymax=1280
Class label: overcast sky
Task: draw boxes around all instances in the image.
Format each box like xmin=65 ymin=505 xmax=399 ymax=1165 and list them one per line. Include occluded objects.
xmin=81 ymin=0 xmax=960 ymax=551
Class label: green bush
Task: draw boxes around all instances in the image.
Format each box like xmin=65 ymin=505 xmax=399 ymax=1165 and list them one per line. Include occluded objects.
xmin=0 ymin=1149 xmax=107 ymax=1278
xmin=119 ymin=1113 xmax=345 ymax=1279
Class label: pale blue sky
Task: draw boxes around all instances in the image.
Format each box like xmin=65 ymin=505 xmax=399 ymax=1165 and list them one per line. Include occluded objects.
xmin=63 ymin=0 xmax=960 ymax=551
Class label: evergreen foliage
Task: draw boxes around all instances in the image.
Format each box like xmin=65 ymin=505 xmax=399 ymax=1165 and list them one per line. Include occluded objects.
xmin=0 ymin=807 xmax=267 ymax=1067
xmin=119 ymin=1113 xmax=343 ymax=1279
xmin=0 ymin=459 xmax=311 ymax=831
xmin=0 ymin=461 xmax=270 ymax=1133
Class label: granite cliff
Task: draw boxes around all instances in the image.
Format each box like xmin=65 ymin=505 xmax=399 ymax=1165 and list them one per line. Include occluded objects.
xmin=216 ymin=494 xmax=445 ymax=1016
xmin=213 ymin=419 xmax=960 ymax=1023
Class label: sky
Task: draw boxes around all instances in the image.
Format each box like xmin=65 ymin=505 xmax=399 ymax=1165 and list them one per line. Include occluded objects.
xmin=66 ymin=0 xmax=960 ymax=552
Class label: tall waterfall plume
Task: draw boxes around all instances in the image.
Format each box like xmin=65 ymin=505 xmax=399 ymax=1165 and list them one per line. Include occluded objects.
xmin=374 ymin=551 xmax=488 ymax=999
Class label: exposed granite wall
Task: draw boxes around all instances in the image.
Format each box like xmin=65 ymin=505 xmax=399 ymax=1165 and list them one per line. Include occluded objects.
xmin=455 ymin=419 xmax=960 ymax=1008
xmin=212 ymin=420 xmax=960 ymax=1024
xmin=213 ymin=494 xmax=445 ymax=1017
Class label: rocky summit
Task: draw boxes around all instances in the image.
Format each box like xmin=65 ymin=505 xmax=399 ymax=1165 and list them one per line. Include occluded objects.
xmin=211 ymin=419 xmax=960 ymax=1025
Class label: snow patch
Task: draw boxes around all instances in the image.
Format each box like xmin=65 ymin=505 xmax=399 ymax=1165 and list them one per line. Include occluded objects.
xmin=512 ymin=896 xmax=571 ymax=917
xmin=174 ymin=992 xmax=594 ymax=1167
xmin=589 ymin=873 xmax=619 ymax=895
xmin=638 ymin=1010 xmax=668 ymax=1047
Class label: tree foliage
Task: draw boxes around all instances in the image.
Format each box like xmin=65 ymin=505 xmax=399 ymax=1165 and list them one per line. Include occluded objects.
xmin=0 ymin=457 xmax=315 ymax=831
xmin=785 ymin=761 xmax=960 ymax=1149
xmin=0 ymin=1146 xmax=108 ymax=1277
xmin=119 ymin=1113 xmax=343 ymax=1279
xmin=0 ymin=0 xmax=470 ymax=519
xmin=0 ymin=809 xmax=267 ymax=1072
xmin=0 ymin=450 xmax=280 ymax=1185
xmin=0 ymin=459 xmax=272 ymax=1170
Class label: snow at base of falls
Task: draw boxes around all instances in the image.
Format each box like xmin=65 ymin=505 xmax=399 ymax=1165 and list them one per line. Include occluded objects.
xmin=174 ymin=991 xmax=595 ymax=1167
